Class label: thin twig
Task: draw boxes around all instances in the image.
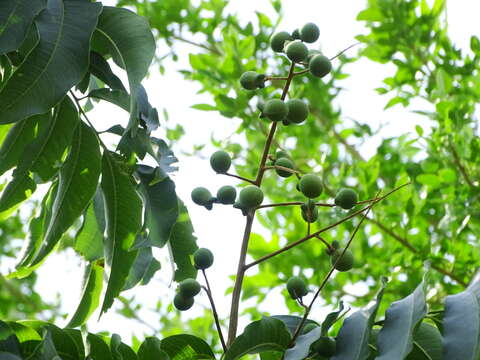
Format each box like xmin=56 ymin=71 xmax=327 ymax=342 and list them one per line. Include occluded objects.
xmin=224 ymin=172 xmax=256 ymax=184
xmin=449 ymin=143 xmax=476 ymax=188
xmin=171 ymin=35 xmax=221 ymax=55
xmin=329 ymin=42 xmax=361 ymax=61
xmin=263 ymin=165 xmax=301 ymax=175
xmin=202 ymin=270 xmax=227 ymax=352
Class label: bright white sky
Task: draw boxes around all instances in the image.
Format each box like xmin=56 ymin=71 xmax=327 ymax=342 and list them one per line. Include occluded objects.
xmin=10 ymin=0 xmax=479 ymax=344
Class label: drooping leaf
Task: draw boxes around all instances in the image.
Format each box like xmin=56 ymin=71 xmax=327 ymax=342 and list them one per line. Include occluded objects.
xmin=30 ymin=121 xmax=101 ymax=266
xmin=271 ymin=316 xmax=320 ymax=335
xmin=160 ymin=334 xmax=215 ymax=360
xmin=0 ymin=0 xmax=46 ymax=55
xmin=224 ymin=317 xmax=292 ymax=360
xmin=168 ymin=200 xmax=198 ymax=282
xmin=321 ymin=301 xmax=345 ymax=336
xmin=92 ymin=6 xmax=155 ymax=134
xmin=67 ymin=262 xmax=104 ymax=328
xmin=151 ymin=138 xmax=179 ymax=179
xmin=137 ymin=164 xmax=178 ymax=248
xmin=443 ymin=271 xmax=480 ymax=360
xmin=406 ymin=322 xmax=443 ymax=360
xmin=332 ymin=277 xmax=388 ymax=360
xmin=100 ymin=151 xmax=142 ymax=315
xmin=284 ymin=326 xmax=322 ymax=360
xmin=123 ymin=247 xmax=160 ymax=291
xmin=136 ymin=84 xmax=159 ymax=132
xmin=88 ymin=88 xmax=130 ymax=112
xmin=89 ymin=51 xmax=126 ymax=91
xmin=0 ymin=0 xmax=102 ymax=124
xmin=138 ymin=337 xmax=169 ymax=360
xmin=375 ymin=275 xmax=428 ymax=360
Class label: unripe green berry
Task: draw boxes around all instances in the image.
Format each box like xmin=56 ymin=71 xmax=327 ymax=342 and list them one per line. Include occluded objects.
xmin=178 ymin=279 xmax=201 ymax=297
xmin=239 ymin=185 xmax=264 ymax=209
xmin=312 ymin=336 xmax=336 ymax=357
xmin=286 ymin=40 xmax=308 ymax=63
xmin=173 ymin=293 xmax=194 ymax=311
xmin=270 ymin=31 xmax=293 ymax=52
xmin=301 ymin=206 xmax=318 ymax=223
xmin=331 ymin=240 xmax=340 ymax=249
xmin=291 ymin=29 xmax=301 ymax=40
xmin=275 ymin=157 xmax=294 ymax=178
xmin=286 ymin=99 xmax=309 ymax=124
xmin=191 ymin=187 xmax=212 ymax=206
xmin=299 ymin=174 xmax=323 ymax=198
xmin=334 ymin=188 xmax=358 ymax=209
xmin=263 ymin=99 xmax=288 ymax=122
xmin=275 ymin=150 xmax=289 ymax=160
xmin=286 ymin=276 xmax=308 ymax=299
xmin=307 ymin=49 xmax=321 ymax=62
xmin=210 ymin=150 xmax=231 ymax=174
xmin=300 ymin=22 xmax=320 ymax=43
xmin=240 ymin=71 xmax=259 ymax=90
xmin=217 ymin=185 xmax=237 ymax=205
xmin=309 ymin=54 xmax=332 ymax=78
xmin=302 ymin=323 xmax=318 ymax=334
xmin=194 ymin=248 xmax=214 ymax=270
xmin=331 ymin=248 xmax=354 ymax=272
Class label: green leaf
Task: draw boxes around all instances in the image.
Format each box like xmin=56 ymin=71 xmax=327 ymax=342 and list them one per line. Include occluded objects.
xmin=224 ymin=317 xmax=292 ymax=360
xmin=284 ymin=327 xmax=321 ymax=360
xmin=137 ymin=165 xmax=178 ymax=248
xmin=161 ymin=334 xmax=215 ymax=360
xmin=443 ymin=271 xmax=480 ymax=360
xmin=110 ymin=334 xmax=137 ymax=360
xmin=87 ymin=333 xmax=113 ymax=360
xmin=406 ymin=322 xmax=443 ymax=360
xmin=30 ymin=328 xmax=59 ymax=360
xmin=270 ymin=316 xmax=319 ymax=335
xmin=123 ymin=247 xmax=160 ymax=291
xmin=332 ymin=277 xmax=388 ymax=360
xmin=89 ymin=51 xmax=126 ymax=91
xmin=191 ymin=104 xmax=217 ymax=111
xmin=168 ymin=200 xmax=198 ymax=282
xmin=67 ymin=262 xmax=104 ymax=328
xmin=88 ymin=88 xmax=130 ymax=112
xmin=0 ymin=0 xmax=46 ymax=55
xmin=0 ymin=353 xmax=22 ymax=360
xmin=0 ymin=0 xmax=102 ymax=124
xmin=321 ymin=301 xmax=345 ymax=336
xmin=138 ymin=337 xmax=169 ymax=360
xmin=100 ymin=151 xmax=142 ymax=315
xmin=375 ymin=274 xmax=428 ymax=360
xmin=92 ymin=6 xmax=155 ymax=134
xmin=0 ymin=321 xmax=21 ymax=355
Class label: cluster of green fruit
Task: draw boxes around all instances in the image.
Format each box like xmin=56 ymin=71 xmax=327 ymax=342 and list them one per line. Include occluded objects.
xmin=173 ymin=248 xmax=214 ymax=311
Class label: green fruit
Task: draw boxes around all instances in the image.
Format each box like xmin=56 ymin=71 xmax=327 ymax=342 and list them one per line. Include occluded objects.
xmin=331 ymin=248 xmax=354 ymax=272
xmin=217 ymin=185 xmax=237 ymax=204
xmin=173 ymin=293 xmax=194 ymax=311
xmin=299 ymin=174 xmax=323 ymax=198
xmin=286 ymin=276 xmax=308 ymax=299
xmin=307 ymin=49 xmax=321 ymax=62
xmin=275 ymin=150 xmax=289 ymax=159
xmin=300 ymin=22 xmax=320 ymax=43
xmin=210 ymin=150 xmax=231 ymax=174
xmin=334 ymin=188 xmax=358 ymax=209
xmin=191 ymin=187 xmax=212 ymax=206
xmin=286 ymin=99 xmax=309 ymax=124
xmin=285 ymin=40 xmax=308 ymax=63
xmin=239 ymin=71 xmax=265 ymax=90
xmin=275 ymin=157 xmax=294 ymax=177
xmin=194 ymin=248 xmax=214 ymax=270
xmin=239 ymin=185 xmax=264 ymax=209
xmin=292 ymin=29 xmax=301 ymax=40
xmin=178 ymin=279 xmax=201 ymax=297
xmin=312 ymin=336 xmax=336 ymax=357
xmin=263 ymin=99 xmax=288 ymax=122
xmin=301 ymin=206 xmax=318 ymax=223
xmin=309 ymin=54 xmax=332 ymax=78
xmin=331 ymin=240 xmax=340 ymax=249
xmin=302 ymin=323 xmax=318 ymax=334
xmin=270 ymin=31 xmax=293 ymax=52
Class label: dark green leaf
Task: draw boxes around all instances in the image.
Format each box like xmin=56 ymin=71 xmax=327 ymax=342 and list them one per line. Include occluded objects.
xmin=86 ymin=333 xmax=113 ymax=360
xmin=0 ymin=321 xmax=21 ymax=355
xmin=0 ymin=0 xmax=46 ymax=55
xmin=123 ymin=247 xmax=160 ymax=291
xmin=406 ymin=322 xmax=443 ymax=360
xmin=271 ymin=316 xmax=319 ymax=335
xmin=88 ymin=88 xmax=130 ymax=112
xmin=224 ymin=317 xmax=291 ymax=360
xmin=321 ymin=301 xmax=345 ymax=336
xmin=89 ymin=51 xmax=126 ymax=91
xmin=284 ymin=326 xmax=321 ymax=360
xmin=0 ymin=353 xmax=22 ymax=360
xmin=161 ymin=334 xmax=215 ymax=360
xmin=0 ymin=0 xmax=102 ymax=124
xmin=138 ymin=337 xmax=169 ymax=360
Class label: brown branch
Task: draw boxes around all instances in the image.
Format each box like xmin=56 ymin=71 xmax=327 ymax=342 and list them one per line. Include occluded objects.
xmin=202 ymin=270 xmax=227 ymax=352
xmin=224 ymin=172 xmax=256 ymax=184
xmin=449 ymin=143 xmax=476 ymax=188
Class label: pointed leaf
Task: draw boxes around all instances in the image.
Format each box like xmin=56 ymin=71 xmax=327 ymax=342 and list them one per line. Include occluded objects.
xmin=88 ymin=88 xmax=130 ymax=112
xmin=0 ymin=0 xmax=102 ymax=124
xmin=284 ymin=326 xmax=322 ymax=360
xmin=138 ymin=337 xmax=169 ymax=360
xmin=321 ymin=301 xmax=345 ymax=336
xmin=271 ymin=316 xmax=319 ymax=335
xmin=406 ymin=322 xmax=443 ymax=360
xmin=225 ymin=317 xmax=292 ymax=360
xmin=100 ymin=151 xmax=142 ymax=314
xmin=161 ymin=334 xmax=215 ymax=360
xmin=443 ymin=271 xmax=480 ymax=360
xmin=67 ymin=262 xmax=104 ymax=328
xmin=0 ymin=0 xmax=46 ymax=55
xmin=89 ymin=51 xmax=125 ymax=91
xmin=332 ymin=277 xmax=388 ymax=360
xmin=375 ymin=275 xmax=428 ymax=360
xmin=30 ymin=121 xmax=101 ymax=265
xmin=123 ymin=247 xmax=160 ymax=291
xmin=168 ymin=200 xmax=198 ymax=282
xmin=137 ymin=165 xmax=178 ymax=248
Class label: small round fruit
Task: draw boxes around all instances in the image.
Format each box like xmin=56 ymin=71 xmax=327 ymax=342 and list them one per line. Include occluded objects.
xmin=240 ymin=71 xmax=259 ymax=90
xmin=270 ymin=31 xmax=293 ymax=52
xmin=312 ymin=336 xmax=336 ymax=357
xmin=191 ymin=187 xmax=212 ymax=206
xmin=331 ymin=240 xmax=340 ymax=249
xmin=275 ymin=157 xmax=294 ymax=178
xmin=263 ymin=99 xmax=288 ymax=122
xmin=194 ymin=248 xmax=214 ymax=270
xmin=286 ymin=99 xmax=309 ymax=124
xmin=302 ymin=323 xmax=318 ymax=334
xmin=307 ymin=49 xmax=321 ymax=62
xmin=299 ymin=174 xmax=323 ymax=198
xmin=286 ymin=276 xmax=308 ymax=299
xmin=178 ymin=279 xmax=201 ymax=297
xmin=210 ymin=150 xmax=231 ymax=174
xmin=331 ymin=248 xmax=354 ymax=272
xmin=301 ymin=206 xmax=318 ymax=223
xmin=309 ymin=54 xmax=332 ymax=78
xmin=334 ymin=188 xmax=358 ymax=209
xmin=292 ymin=29 xmax=301 ymax=40
xmin=275 ymin=150 xmax=289 ymax=159
xmin=173 ymin=293 xmax=194 ymax=311
xmin=300 ymin=22 xmax=320 ymax=43
xmin=239 ymin=185 xmax=264 ymax=209
xmin=217 ymin=185 xmax=237 ymax=204
xmin=286 ymin=40 xmax=308 ymax=63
